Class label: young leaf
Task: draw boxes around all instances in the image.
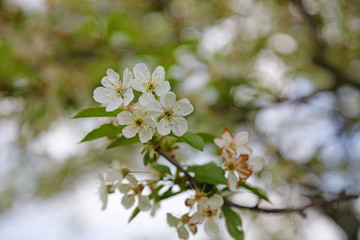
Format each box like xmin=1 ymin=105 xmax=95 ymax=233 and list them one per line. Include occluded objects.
xmin=222 ymin=206 xmax=244 ymax=240
xmin=72 ymin=107 xmax=123 ymax=118
xmin=128 ymin=207 xmax=140 ymax=223
xmin=148 ymin=185 xmax=164 ymax=200
xmin=197 ymin=132 xmax=216 ymax=143
xmin=151 ymin=164 xmax=171 ymax=175
xmin=187 ymin=162 xmax=226 ymax=185
xmin=107 ymin=136 xmax=139 ymax=149
xmin=238 ymin=182 xmax=270 ymax=202
xmin=180 ymin=132 xmax=205 ymax=151
xmin=80 ymin=124 xmax=124 ymax=142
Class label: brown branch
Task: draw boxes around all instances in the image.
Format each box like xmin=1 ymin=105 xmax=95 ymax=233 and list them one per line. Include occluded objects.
xmin=156 ymin=146 xmax=359 ymax=214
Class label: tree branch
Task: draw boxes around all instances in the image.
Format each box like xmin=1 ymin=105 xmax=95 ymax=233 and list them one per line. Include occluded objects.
xmin=156 ymin=146 xmax=359 ymax=215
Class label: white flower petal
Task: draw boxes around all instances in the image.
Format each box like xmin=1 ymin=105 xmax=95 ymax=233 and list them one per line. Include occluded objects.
xmin=134 ymin=63 xmax=150 ymax=84
xmin=222 ymin=128 xmax=233 ymax=143
xmin=236 ymin=145 xmax=253 ymax=155
xmin=155 ymin=80 xmax=170 ymax=96
xmin=122 ymin=125 xmax=138 ymax=138
xmin=234 ymin=131 xmax=250 ymax=146
xmin=204 ymin=218 xmax=219 ymax=236
xmin=160 ymin=92 xmax=176 ymax=109
xmin=101 ymin=76 xmax=120 ymax=89
xmin=177 ymin=225 xmax=189 ymax=240
xmin=157 ymin=118 xmax=171 ymax=136
xmin=93 ymin=87 xmax=115 ymax=104
xmin=167 ymin=213 xmax=180 ymax=227
xmin=173 ymin=98 xmax=194 ymax=116
xmin=170 ymin=116 xmax=188 ymax=137
xmin=122 ymin=68 xmax=133 ymax=88
xmin=214 ymin=137 xmax=226 ymax=148
xmin=133 ymin=107 xmax=146 ymax=118
xmin=97 ymin=173 xmax=108 ymax=210
xmin=207 ymin=194 xmax=224 ymax=209
xmin=117 ymin=111 xmax=135 ymax=125
xmin=144 ymin=116 xmax=157 ymax=129
xmin=151 ymin=65 xmax=165 ymax=84
xmin=150 ymin=202 xmax=159 ymax=217
xmin=123 ymin=88 xmax=134 ymax=106
xmin=106 ymin=98 xmax=123 ymax=112
xmin=107 ymin=68 xmax=120 ymax=81
xmin=132 ymin=78 xmax=147 ymax=92
xmin=138 ymin=195 xmax=151 ymax=211
xmin=126 ymin=174 xmax=138 ymax=186
xmin=189 ymin=212 xmax=205 ymax=225
xmin=118 ymin=184 xmax=131 ymax=193
xmin=249 ymin=156 xmax=265 ymax=172
xmin=227 ymin=171 xmax=238 ymax=191
xmin=138 ymin=126 xmax=154 ymax=143
xmin=121 ymin=194 xmax=135 ymax=209
xmin=138 ymin=93 xmax=162 ymax=116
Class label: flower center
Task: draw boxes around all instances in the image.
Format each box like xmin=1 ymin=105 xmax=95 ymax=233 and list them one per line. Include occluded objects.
xmin=164 ymin=109 xmax=173 ymax=118
xmin=135 ymin=119 xmax=143 ymax=127
xmin=228 ymin=163 xmax=236 ymax=170
xmin=147 ymin=82 xmax=155 ymax=92
xmin=116 ymin=87 xmax=126 ymax=97
xmin=206 ymin=210 xmax=214 ymax=217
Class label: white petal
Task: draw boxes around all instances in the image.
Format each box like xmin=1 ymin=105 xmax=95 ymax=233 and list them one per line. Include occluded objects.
xmin=133 ymin=107 xmax=146 ymax=118
xmin=106 ymin=98 xmax=123 ymax=112
xmin=227 ymin=171 xmax=238 ymax=191
xmin=160 ymin=92 xmax=176 ymax=109
xmin=249 ymin=156 xmax=265 ymax=172
xmin=107 ymin=68 xmax=120 ymax=81
xmin=222 ymin=128 xmax=233 ymax=143
xmin=122 ymin=125 xmax=138 ymax=138
xmin=167 ymin=213 xmax=180 ymax=227
xmin=117 ymin=111 xmax=134 ymax=125
xmin=170 ymin=116 xmax=188 ymax=137
xmin=207 ymin=194 xmax=224 ymax=209
xmin=214 ymin=137 xmax=226 ymax=148
xmin=236 ymin=145 xmax=253 ymax=155
xmin=122 ymin=68 xmax=133 ymax=88
xmin=204 ymin=218 xmax=219 ymax=236
xmin=101 ymin=76 xmax=120 ymax=89
xmin=138 ymin=126 xmax=154 ymax=143
xmin=157 ymin=118 xmax=171 ymax=136
xmin=126 ymin=174 xmax=138 ymax=186
xmin=121 ymin=194 xmax=135 ymax=209
xmin=150 ymin=202 xmax=159 ymax=217
xmin=118 ymin=184 xmax=131 ymax=193
xmin=138 ymin=195 xmax=151 ymax=211
xmin=189 ymin=212 xmax=205 ymax=225
xmin=138 ymin=93 xmax=162 ymax=116
xmin=173 ymin=98 xmax=194 ymax=116
xmin=134 ymin=63 xmax=150 ymax=84
xmin=132 ymin=78 xmax=147 ymax=92
xmin=234 ymin=131 xmax=250 ymax=146
xmin=177 ymin=225 xmax=189 ymax=240
xmin=93 ymin=87 xmax=115 ymax=104
xmin=151 ymin=65 xmax=165 ymax=84
xmin=123 ymin=88 xmax=134 ymax=106
xmin=144 ymin=116 xmax=157 ymax=129
xmin=155 ymin=80 xmax=170 ymax=96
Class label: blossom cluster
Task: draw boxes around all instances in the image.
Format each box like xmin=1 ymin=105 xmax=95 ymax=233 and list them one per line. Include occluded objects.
xmin=215 ymin=128 xmax=264 ymax=190
xmin=93 ymin=63 xmax=194 ymax=143
xmin=167 ymin=192 xmax=224 ymax=239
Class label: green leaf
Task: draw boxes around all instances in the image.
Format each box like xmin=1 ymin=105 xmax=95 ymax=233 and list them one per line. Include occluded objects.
xmin=222 ymin=206 xmax=244 ymax=240
xmin=151 ymin=164 xmax=171 ymax=175
xmin=80 ymin=124 xmax=124 ymax=142
xmin=72 ymin=107 xmax=123 ymax=118
xmin=197 ymin=132 xmax=216 ymax=143
xmin=148 ymin=185 xmax=164 ymax=200
xmin=128 ymin=207 xmax=140 ymax=223
xmin=187 ymin=162 xmax=226 ymax=185
xmin=107 ymin=136 xmax=139 ymax=149
xmin=238 ymin=182 xmax=270 ymax=202
xmin=179 ymin=132 xmax=205 ymax=151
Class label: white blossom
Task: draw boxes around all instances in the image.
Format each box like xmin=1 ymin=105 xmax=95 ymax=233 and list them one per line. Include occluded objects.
xmin=117 ymin=107 xmax=157 ymax=143
xmin=139 ymin=92 xmax=194 ymax=136
xmin=93 ymin=68 xmax=134 ymax=111
xmin=97 ymin=172 xmax=108 ymax=211
xmin=132 ymin=63 xmax=170 ymax=96
xmin=214 ymin=128 xmax=253 ymax=157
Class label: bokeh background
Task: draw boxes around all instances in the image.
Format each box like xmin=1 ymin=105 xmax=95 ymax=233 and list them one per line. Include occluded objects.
xmin=0 ymin=0 xmax=360 ymax=239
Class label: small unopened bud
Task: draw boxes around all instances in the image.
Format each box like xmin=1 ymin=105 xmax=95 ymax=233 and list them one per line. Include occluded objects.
xmin=106 ymin=185 xmax=115 ymax=194
xmin=121 ymin=168 xmax=130 ymax=177
xmin=185 ymin=198 xmax=195 ymax=207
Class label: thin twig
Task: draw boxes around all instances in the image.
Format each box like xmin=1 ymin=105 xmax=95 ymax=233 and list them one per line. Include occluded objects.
xmin=156 ymin=146 xmax=359 ymax=214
